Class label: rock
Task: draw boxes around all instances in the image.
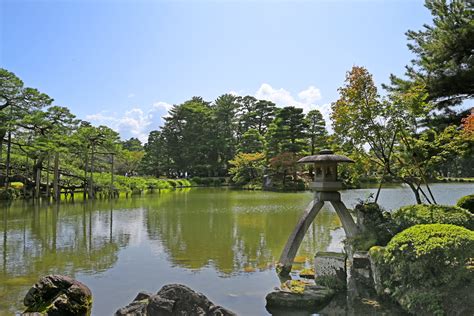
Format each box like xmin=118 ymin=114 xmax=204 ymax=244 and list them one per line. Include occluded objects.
xmin=314 ymin=252 xmax=346 ymax=278
xmin=115 ymin=284 xmax=236 ymax=316
xmin=265 ymin=285 xmax=335 ymax=310
xmin=115 ymin=300 xmax=148 ymax=316
xmin=299 ymin=268 xmax=315 ymax=279
xmin=146 ymin=295 xmax=175 ymax=315
xmin=134 ymin=291 xmax=154 ymax=302
xmin=23 ymin=275 xmax=92 ymax=316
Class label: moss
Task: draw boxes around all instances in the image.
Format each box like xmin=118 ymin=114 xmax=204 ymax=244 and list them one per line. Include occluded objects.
xmin=350 ymin=202 xmax=394 ymax=250
xmin=299 ymin=268 xmax=315 ymax=279
xmin=368 ymin=246 xmax=385 ymax=262
xmin=281 ymin=280 xmax=309 ymax=294
xmin=345 ymin=235 xmax=378 ymax=251
xmin=457 ymin=194 xmax=474 ymax=213
xmin=315 ymin=275 xmax=346 ymax=292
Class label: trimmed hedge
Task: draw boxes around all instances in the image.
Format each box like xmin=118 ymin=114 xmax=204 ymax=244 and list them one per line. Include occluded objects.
xmin=391 ymin=204 xmax=474 ymax=232
xmin=379 ymin=224 xmax=474 ymax=315
xmin=457 ymin=194 xmax=474 ymax=214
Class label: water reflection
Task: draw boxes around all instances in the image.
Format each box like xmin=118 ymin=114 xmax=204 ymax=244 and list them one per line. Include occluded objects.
xmin=0 ymin=184 xmax=471 ymax=315
xmin=146 ymin=190 xmax=340 ymax=274
xmin=0 ymin=200 xmax=133 ymax=313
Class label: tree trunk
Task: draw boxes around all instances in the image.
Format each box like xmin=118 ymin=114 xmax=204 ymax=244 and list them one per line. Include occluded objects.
xmin=89 ymin=145 xmax=95 ymax=199
xmin=0 ymin=128 xmax=6 ymax=165
xmin=110 ymin=153 xmax=114 ymax=198
xmin=35 ymin=168 xmax=41 ymax=199
xmin=46 ymin=156 xmax=51 ymax=199
xmin=53 ymin=153 xmax=60 ymax=201
xmin=406 ymin=181 xmax=422 ymax=204
xmin=32 ymin=157 xmax=45 ymax=198
xmin=83 ymin=154 xmax=88 ymax=200
xmin=4 ymin=128 xmax=12 ymax=189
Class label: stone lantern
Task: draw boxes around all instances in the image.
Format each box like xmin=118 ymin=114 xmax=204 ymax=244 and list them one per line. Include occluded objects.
xmin=278 ymin=150 xmax=359 ymax=275
xmin=299 ymin=149 xmax=354 ymax=192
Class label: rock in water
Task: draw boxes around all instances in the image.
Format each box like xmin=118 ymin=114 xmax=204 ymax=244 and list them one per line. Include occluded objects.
xmin=23 ymin=275 xmax=92 ymax=315
xmin=115 ymin=284 xmax=236 ymax=316
xmin=266 ymin=285 xmax=334 ymax=310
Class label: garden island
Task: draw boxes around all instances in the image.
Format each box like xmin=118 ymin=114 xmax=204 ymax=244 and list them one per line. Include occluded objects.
xmin=1 ymin=0 xmax=473 ymax=315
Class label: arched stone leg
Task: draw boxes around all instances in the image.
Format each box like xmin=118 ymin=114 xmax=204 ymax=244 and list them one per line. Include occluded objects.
xmin=330 ymin=201 xmax=359 ymax=238
xmin=278 ymin=199 xmax=324 ymax=275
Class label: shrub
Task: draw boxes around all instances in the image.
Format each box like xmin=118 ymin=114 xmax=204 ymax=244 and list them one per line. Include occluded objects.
xmin=191 ymin=177 xmax=202 ymax=185
xmin=392 ymin=204 xmax=474 ymax=232
xmin=199 ymin=178 xmax=213 ymax=186
xmin=381 ymin=224 xmax=474 ymax=315
xmin=457 ymin=194 xmax=474 ymax=213
xmin=0 ymin=188 xmax=15 ymax=200
xmin=349 ymin=202 xmax=394 ymax=250
xmin=10 ymin=182 xmax=24 ymax=190
xmin=166 ymin=179 xmax=177 ymax=188
xmin=212 ymin=178 xmax=224 ymax=186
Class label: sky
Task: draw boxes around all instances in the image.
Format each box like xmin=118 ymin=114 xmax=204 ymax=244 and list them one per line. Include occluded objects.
xmin=1 ymin=0 xmax=432 ymax=142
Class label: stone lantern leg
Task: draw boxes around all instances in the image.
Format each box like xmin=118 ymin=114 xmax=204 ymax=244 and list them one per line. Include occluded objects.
xmin=278 ymin=150 xmax=359 ymax=275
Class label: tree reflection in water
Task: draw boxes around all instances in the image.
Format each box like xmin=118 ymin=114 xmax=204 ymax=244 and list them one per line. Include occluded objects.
xmin=0 ymin=189 xmax=344 ymax=314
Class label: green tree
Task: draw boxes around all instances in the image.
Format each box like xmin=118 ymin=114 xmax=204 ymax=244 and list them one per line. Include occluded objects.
xmin=333 ymin=66 xmax=467 ymax=203
xmin=266 ymin=106 xmax=308 ymax=158
xmin=386 ymin=0 xmax=474 ymax=111
xmin=238 ymin=128 xmax=264 ymax=154
xmin=228 ymin=152 xmax=265 ymax=185
xmin=305 ymin=109 xmax=328 ymax=155
xmin=0 ymin=69 xmax=53 ymax=188
xmin=161 ymin=97 xmax=216 ymax=176
xmin=71 ymin=123 xmax=120 ymax=198
xmin=237 ymin=96 xmax=276 ymax=136
xmin=140 ymin=130 xmax=167 ymax=177
xmin=121 ymin=137 xmax=143 ymax=151
xmin=212 ymin=94 xmax=239 ymax=174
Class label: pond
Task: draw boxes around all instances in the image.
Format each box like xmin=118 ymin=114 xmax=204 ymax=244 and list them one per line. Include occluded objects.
xmin=0 ymin=183 xmax=472 ymax=315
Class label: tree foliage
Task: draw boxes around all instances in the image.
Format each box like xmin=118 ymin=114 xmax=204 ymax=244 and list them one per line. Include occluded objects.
xmin=387 ymin=0 xmax=474 ymax=110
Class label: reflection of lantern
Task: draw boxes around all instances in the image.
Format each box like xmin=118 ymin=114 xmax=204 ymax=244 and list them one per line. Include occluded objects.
xmin=279 ymin=149 xmax=358 ymax=275
xmin=298 ymin=149 xmax=354 ymax=192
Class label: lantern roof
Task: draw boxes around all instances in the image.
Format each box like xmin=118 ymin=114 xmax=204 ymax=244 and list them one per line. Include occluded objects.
xmin=297 ymin=149 xmax=354 ymax=164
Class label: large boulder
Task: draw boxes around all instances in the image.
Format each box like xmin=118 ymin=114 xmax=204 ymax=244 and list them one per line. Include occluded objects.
xmin=115 ymin=284 xmax=236 ymax=316
xmin=23 ymin=275 xmax=92 ymax=316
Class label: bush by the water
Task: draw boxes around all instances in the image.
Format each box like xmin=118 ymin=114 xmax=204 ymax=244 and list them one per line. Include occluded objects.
xmin=391 ymin=204 xmax=474 ymax=232
xmin=457 ymin=194 xmax=474 ymax=213
xmin=190 ymin=177 xmax=226 ymax=186
xmin=348 ymin=202 xmax=394 ymax=250
xmin=378 ymin=224 xmax=474 ymax=315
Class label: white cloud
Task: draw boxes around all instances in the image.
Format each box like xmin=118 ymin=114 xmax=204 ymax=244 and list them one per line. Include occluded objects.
xmin=253 ymin=83 xmax=331 ymax=131
xmin=127 ymin=93 xmax=135 ymax=98
xmin=86 ymin=83 xmax=331 ymax=143
xmin=298 ymin=86 xmax=322 ymax=104
xmin=86 ymin=102 xmax=172 ymax=143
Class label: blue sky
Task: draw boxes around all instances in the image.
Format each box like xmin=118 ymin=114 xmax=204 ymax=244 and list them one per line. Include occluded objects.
xmin=1 ymin=0 xmax=432 ymax=142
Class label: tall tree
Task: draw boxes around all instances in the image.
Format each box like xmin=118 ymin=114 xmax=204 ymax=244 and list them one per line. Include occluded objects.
xmin=238 ymin=128 xmax=265 ymax=154
xmin=305 ymin=109 xmax=328 ymax=155
xmin=386 ymin=0 xmax=474 ymax=110
xmin=121 ymin=137 xmax=143 ymax=152
xmin=266 ymin=106 xmax=308 ymax=158
xmin=237 ymin=96 xmax=276 ymax=137
xmin=333 ymin=66 xmax=466 ymax=203
xmin=212 ymin=94 xmax=239 ymax=174
xmin=161 ymin=97 xmax=215 ymax=176
xmin=140 ymin=130 xmax=167 ymax=177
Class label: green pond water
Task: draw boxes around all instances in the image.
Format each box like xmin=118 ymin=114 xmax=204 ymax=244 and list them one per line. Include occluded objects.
xmin=1 ymin=183 xmax=472 ymax=315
